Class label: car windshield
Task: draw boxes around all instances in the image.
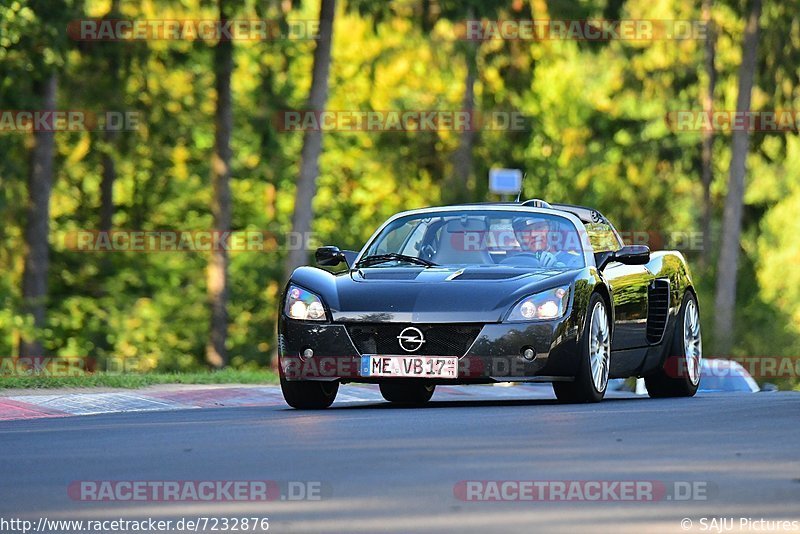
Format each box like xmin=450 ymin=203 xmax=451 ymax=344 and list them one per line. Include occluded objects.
xmin=361 ymin=210 xmax=586 ymax=268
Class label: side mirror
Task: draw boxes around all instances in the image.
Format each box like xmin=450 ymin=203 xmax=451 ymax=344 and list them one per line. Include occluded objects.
xmin=614 ymin=245 xmax=650 ymax=265
xmin=598 ymin=245 xmax=650 ymax=270
xmin=315 ymin=246 xmax=346 ymax=266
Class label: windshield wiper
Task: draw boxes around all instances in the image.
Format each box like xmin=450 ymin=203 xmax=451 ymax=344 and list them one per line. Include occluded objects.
xmin=355 ymin=253 xmax=437 ymax=268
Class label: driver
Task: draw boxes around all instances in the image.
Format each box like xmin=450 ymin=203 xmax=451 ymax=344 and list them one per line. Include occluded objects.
xmin=511 ymin=217 xmax=570 ymax=268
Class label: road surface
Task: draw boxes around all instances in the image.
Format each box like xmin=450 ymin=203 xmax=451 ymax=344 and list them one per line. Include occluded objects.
xmin=1 ymin=387 xmax=798 ymax=533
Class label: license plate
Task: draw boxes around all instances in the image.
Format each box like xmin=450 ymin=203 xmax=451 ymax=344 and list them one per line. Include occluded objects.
xmin=360 ymin=356 xmax=459 ymax=379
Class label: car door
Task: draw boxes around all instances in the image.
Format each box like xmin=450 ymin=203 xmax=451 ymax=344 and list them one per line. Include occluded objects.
xmin=603 ymin=262 xmax=651 ymax=350
xmin=582 ymin=218 xmax=651 ymax=351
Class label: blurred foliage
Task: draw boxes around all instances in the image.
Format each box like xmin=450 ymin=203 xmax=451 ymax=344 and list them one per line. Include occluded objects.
xmin=0 ymin=0 xmax=798 ymax=384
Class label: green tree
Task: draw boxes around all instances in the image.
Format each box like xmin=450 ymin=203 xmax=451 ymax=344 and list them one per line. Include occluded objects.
xmin=284 ymin=0 xmax=336 ymax=280
xmin=207 ymin=0 xmax=235 ymax=368
xmin=13 ymin=0 xmax=78 ymax=356
xmin=714 ymin=0 xmax=761 ymax=353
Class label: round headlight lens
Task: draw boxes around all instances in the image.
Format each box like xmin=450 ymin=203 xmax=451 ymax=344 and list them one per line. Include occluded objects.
xmin=537 ymin=300 xmax=560 ymax=319
xmin=289 ymin=301 xmax=308 ymax=320
xmin=307 ymin=301 xmax=325 ymax=320
xmin=520 ymin=300 xmax=537 ymax=319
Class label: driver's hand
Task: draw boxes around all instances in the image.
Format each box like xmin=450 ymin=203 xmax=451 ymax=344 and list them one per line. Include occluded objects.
xmin=537 ymin=251 xmax=557 ymax=267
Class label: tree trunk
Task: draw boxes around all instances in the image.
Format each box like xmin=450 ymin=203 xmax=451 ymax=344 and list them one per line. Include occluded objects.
xmin=206 ymin=0 xmax=234 ymax=369
xmin=713 ymin=0 xmax=761 ymax=353
xmin=700 ymin=0 xmax=716 ymax=267
xmin=20 ymin=73 xmax=57 ymax=357
xmin=445 ymin=45 xmax=478 ymax=204
xmin=99 ymin=128 xmax=117 ymax=232
xmin=99 ymin=0 xmax=121 ymax=233
xmin=283 ymin=0 xmax=336 ymax=281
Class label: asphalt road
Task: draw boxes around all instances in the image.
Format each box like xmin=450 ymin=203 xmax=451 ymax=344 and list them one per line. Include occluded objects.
xmin=1 ymin=389 xmax=799 ymax=534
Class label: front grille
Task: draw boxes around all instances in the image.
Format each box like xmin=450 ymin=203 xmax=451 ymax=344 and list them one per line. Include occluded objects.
xmin=646 ymin=279 xmax=671 ymax=344
xmin=345 ymin=323 xmax=482 ymax=356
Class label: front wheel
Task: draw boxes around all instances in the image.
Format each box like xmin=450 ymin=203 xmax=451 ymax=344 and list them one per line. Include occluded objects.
xmin=553 ymin=293 xmax=611 ymax=403
xmin=645 ymin=292 xmax=702 ymax=398
xmin=280 ymin=376 xmax=339 ymax=409
xmin=379 ymin=381 xmax=435 ymax=405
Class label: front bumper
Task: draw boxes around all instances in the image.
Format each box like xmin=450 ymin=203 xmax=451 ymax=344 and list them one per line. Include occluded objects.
xmin=278 ymin=316 xmax=580 ymax=383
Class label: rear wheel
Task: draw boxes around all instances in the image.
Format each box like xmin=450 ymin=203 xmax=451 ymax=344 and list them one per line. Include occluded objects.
xmin=280 ymin=376 xmax=339 ymax=409
xmin=553 ymin=293 xmax=610 ymax=403
xmin=645 ymin=292 xmax=702 ymax=398
xmin=379 ymin=381 xmax=435 ymax=405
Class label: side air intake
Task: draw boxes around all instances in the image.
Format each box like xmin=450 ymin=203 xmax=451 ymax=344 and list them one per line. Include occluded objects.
xmin=646 ymin=279 xmax=671 ymax=344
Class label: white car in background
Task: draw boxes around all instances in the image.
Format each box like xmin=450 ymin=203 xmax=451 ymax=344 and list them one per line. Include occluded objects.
xmin=698 ymin=359 xmax=760 ymax=393
xmin=612 ymin=358 xmax=762 ymax=394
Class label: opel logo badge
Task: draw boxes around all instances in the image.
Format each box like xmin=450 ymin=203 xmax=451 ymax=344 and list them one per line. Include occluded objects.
xmin=397 ymin=326 xmax=426 ymax=353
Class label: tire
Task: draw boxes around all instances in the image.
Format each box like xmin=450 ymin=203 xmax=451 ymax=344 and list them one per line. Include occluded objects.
xmin=645 ymin=291 xmax=702 ymax=398
xmin=553 ymin=293 xmax=611 ymax=403
xmin=280 ymin=375 xmax=339 ymax=409
xmin=379 ymin=380 xmax=435 ymax=405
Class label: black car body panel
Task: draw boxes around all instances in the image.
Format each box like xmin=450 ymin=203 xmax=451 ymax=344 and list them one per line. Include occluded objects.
xmin=279 ymin=203 xmax=696 ymax=386
xmin=290 ymin=265 xmax=581 ymax=324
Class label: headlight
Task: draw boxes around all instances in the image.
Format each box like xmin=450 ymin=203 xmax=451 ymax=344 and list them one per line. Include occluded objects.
xmin=506 ymin=286 xmax=570 ymax=322
xmin=284 ymin=285 xmax=327 ymax=321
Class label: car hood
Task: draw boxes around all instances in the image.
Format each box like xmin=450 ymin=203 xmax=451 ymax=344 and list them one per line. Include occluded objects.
xmin=289 ymin=265 xmax=581 ymax=323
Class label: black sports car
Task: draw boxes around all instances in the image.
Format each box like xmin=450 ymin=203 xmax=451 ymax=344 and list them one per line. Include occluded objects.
xmin=278 ymin=201 xmax=702 ymax=409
